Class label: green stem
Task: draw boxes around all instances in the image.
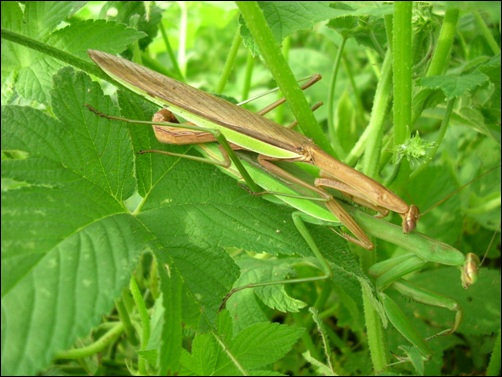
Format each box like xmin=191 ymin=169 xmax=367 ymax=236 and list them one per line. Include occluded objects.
xmin=391 ymin=1 xmax=413 ymax=188
xmin=411 ymin=8 xmax=459 ymax=131
xmin=242 ymin=51 xmax=255 ymax=100
xmin=327 ymin=35 xmax=347 ymax=159
xmin=344 ymin=123 xmax=370 ymax=167
xmin=369 ymin=27 xmax=386 ymax=59
xmin=116 ymin=295 xmax=138 ymax=346
xmin=392 ymin=2 xmax=412 ymax=152
xmin=236 ymin=1 xmax=335 ymax=155
xmin=275 ymin=36 xmax=291 ymax=125
xmin=366 ymin=48 xmax=381 ymax=78
xmin=473 ymin=10 xmax=500 ymax=54
xmin=55 ymin=322 xmax=125 ymax=359
xmin=342 ymin=55 xmax=366 ymax=129
xmin=130 ymin=276 xmax=150 ymax=375
xmin=426 ymin=7 xmax=459 ymax=77
xmin=159 ymin=21 xmax=184 ymax=81
xmin=362 ymin=283 xmax=388 ymax=373
xmin=216 ymin=30 xmax=242 ymax=94
xmin=177 ymin=1 xmax=188 ymax=77
xmin=359 ymin=7 xmax=413 ymax=371
xmin=359 ymin=48 xmax=393 ymax=373
xmin=362 ymin=50 xmax=392 ymax=180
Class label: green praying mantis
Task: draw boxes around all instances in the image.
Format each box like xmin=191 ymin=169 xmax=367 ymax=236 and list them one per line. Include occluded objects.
xmin=86 ymin=50 xmax=484 ymax=362
xmin=87 ymin=50 xmax=421 ymax=251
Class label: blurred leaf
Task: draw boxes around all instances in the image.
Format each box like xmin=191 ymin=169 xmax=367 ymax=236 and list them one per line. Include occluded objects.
xmin=409 ymin=166 xmax=463 ymax=245
xmin=98 ymin=2 xmax=163 ymax=50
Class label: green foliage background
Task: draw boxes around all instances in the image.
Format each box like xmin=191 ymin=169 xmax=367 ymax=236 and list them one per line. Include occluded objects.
xmin=1 ymin=2 xmax=500 ymax=376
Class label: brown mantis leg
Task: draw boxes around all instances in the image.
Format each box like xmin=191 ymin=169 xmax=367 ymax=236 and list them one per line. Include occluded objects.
xmin=257 ymin=155 xmax=374 ymax=250
xmin=140 ymin=109 xmax=232 ymax=168
xmin=284 ymin=102 xmax=323 ymax=129
xmin=316 ymin=177 xmax=390 ymax=218
xmin=253 ymin=74 xmax=322 ymax=116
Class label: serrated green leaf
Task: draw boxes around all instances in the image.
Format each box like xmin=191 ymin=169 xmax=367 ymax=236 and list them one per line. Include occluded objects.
xmin=258 ymin=2 xmax=342 ymax=40
xmin=417 ymin=71 xmax=489 ymax=100
xmin=0 ymin=1 xmax=24 ymax=33
xmin=231 ymin=256 xmax=307 ymax=312
xmin=217 ymin=309 xmax=235 ymax=341
xmin=326 ymin=2 xmax=359 ymax=33
xmin=229 ymin=322 xmax=304 ymax=369
xmin=25 ymin=2 xmax=84 ymax=38
xmin=48 ymin=20 xmax=147 ymax=59
xmin=180 ymin=333 xmax=221 ymax=375
xmin=181 ymin=321 xmax=303 ymax=375
xmin=2 ymin=10 xmax=146 ymax=103
xmin=223 ymin=225 xmax=370 ymax=332
xmin=116 ymin=90 xmax=188 ymax=197
xmin=326 ymin=2 xmax=390 ymax=51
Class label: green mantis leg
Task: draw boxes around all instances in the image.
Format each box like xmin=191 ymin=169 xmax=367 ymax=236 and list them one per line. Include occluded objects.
xmin=369 ymin=252 xmax=468 ymax=360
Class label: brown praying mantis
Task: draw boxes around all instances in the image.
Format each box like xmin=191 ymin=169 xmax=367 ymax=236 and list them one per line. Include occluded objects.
xmin=87 ymin=49 xmax=420 ymax=251
xmin=86 ymin=50 xmax=492 ymax=362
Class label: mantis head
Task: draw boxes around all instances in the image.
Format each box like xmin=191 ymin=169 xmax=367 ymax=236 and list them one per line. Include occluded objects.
xmin=402 ymin=205 xmax=420 ymax=233
xmin=461 ymin=253 xmax=480 ymax=289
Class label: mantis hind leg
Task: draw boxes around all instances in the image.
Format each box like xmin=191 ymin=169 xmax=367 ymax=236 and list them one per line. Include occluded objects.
xmin=315 ymin=176 xmax=390 ymax=218
xmin=258 ymin=155 xmax=375 ymax=250
xmin=369 ymin=253 xmax=464 ymax=359
xmin=392 ymin=280 xmax=463 ymax=339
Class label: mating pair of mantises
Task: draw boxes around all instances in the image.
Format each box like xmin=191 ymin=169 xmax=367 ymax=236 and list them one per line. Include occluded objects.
xmin=87 ymin=50 xmax=486 ymax=361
